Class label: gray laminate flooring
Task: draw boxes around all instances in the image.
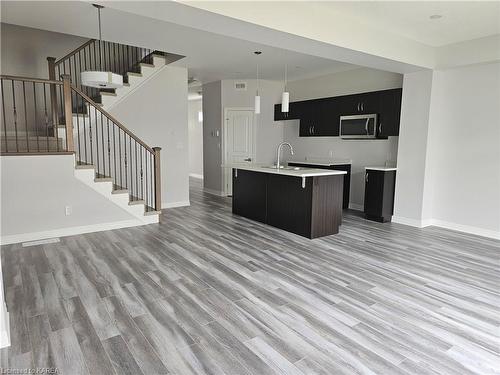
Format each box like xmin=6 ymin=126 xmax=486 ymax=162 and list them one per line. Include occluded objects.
xmin=1 ymin=178 xmax=499 ymax=374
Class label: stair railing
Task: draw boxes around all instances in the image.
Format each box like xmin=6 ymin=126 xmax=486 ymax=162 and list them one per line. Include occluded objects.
xmin=71 ymin=85 xmax=161 ymax=212
xmin=0 ymin=74 xmax=74 ymax=154
xmin=0 ymin=73 xmax=162 ymax=213
xmin=48 ymin=39 xmax=157 ymax=101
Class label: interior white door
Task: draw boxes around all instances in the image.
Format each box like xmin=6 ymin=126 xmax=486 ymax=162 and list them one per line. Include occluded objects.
xmin=224 ymin=109 xmax=255 ymax=196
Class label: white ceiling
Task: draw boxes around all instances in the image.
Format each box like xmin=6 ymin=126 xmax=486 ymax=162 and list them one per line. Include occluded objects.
xmin=314 ymin=1 xmax=500 ymax=47
xmin=0 ymin=1 xmax=360 ymax=84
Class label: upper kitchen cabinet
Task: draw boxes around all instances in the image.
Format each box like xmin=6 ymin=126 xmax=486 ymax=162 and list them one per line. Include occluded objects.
xmin=299 ymin=98 xmax=338 ymax=137
xmin=274 ymin=88 xmax=402 ymax=138
xmin=377 ymin=88 xmax=402 ymax=137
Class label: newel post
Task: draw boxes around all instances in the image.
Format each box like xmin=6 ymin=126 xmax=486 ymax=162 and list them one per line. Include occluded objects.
xmin=153 ymin=147 xmax=162 ymax=213
xmin=47 ymin=57 xmax=58 ymax=129
xmin=61 ymin=74 xmax=74 ymax=152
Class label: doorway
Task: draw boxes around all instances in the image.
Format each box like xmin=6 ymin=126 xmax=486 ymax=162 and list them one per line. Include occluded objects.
xmin=223 ymin=108 xmax=256 ymax=196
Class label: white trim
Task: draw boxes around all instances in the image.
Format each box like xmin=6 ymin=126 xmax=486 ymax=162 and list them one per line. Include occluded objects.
xmin=348 ymin=203 xmax=364 ymax=211
xmin=203 ymin=187 xmax=225 ymax=197
xmin=189 ymin=173 xmax=204 ymax=179
xmin=222 ymin=107 xmax=256 ymax=196
xmin=162 ymin=200 xmax=190 ymax=209
xmin=392 ymin=216 xmax=500 ymax=240
xmin=392 ymin=216 xmax=430 ymax=228
xmin=0 ymin=307 xmax=9 ymax=349
xmin=0 ymin=219 xmax=146 ymax=246
xmin=430 ymin=219 xmax=500 ymax=240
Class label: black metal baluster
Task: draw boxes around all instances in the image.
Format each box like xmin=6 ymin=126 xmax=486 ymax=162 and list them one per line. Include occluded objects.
xmin=101 ymin=110 xmax=105 ymax=176
xmin=94 ymin=41 xmax=97 ymax=71
xmin=81 ymin=94 xmax=88 ymax=164
xmin=89 ymin=100 xmax=93 ymax=165
xmin=129 ymin=137 xmax=133 ymax=198
xmin=140 ymin=146 xmax=143 ymax=201
xmin=135 ymin=140 xmax=138 ymax=201
xmin=22 ymin=81 xmax=29 ymax=152
xmin=118 ymin=127 xmax=122 ymax=188
xmin=1 ymin=79 xmax=7 ymax=152
xmin=43 ymin=83 xmax=49 ymax=151
xmin=11 ymin=80 xmax=19 ymax=152
xmin=33 ymin=83 xmax=39 ymax=152
xmin=150 ymin=152 xmax=153 ymax=210
xmin=75 ymin=91 xmax=81 ymax=163
xmin=124 ymin=132 xmax=128 ymax=189
xmin=95 ymin=106 xmax=99 ymax=174
xmin=107 ymin=41 xmax=111 ymax=72
xmin=113 ymin=121 xmax=116 ymax=187
xmin=145 ymin=149 xmax=148 ymax=208
xmin=107 ymin=118 xmax=111 ymax=179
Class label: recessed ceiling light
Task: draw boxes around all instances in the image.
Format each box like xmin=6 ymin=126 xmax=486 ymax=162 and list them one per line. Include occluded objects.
xmin=429 ymin=14 xmax=443 ymax=20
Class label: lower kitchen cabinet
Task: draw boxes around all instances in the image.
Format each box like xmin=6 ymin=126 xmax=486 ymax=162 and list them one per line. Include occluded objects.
xmin=288 ymin=162 xmax=351 ymax=209
xmin=232 ymin=169 xmax=267 ymax=223
xmin=233 ymin=169 xmax=344 ymax=238
xmin=363 ymin=169 xmax=396 ymax=222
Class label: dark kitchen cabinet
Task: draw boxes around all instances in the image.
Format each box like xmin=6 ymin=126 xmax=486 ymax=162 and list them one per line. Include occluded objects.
xmin=232 ymin=169 xmax=267 ymax=223
xmin=377 ymin=88 xmax=402 ymax=137
xmin=363 ymin=169 xmax=396 ymax=222
xmin=274 ymin=88 xmax=402 ymax=138
xmin=288 ymin=162 xmax=351 ymax=209
xmin=232 ymin=168 xmax=344 ymax=238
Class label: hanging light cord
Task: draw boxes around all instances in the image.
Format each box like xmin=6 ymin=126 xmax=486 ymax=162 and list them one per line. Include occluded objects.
xmin=284 ymin=63 xmax=288 ymax=91
xmin=256 ymin=61 xmax=260 ymax=95
xmin=97 ymin=6 xmax=102 ymax=41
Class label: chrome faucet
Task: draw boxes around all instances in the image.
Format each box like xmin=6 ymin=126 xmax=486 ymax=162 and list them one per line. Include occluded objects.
xmin=276 ymin=142 xmax=294 ymax=170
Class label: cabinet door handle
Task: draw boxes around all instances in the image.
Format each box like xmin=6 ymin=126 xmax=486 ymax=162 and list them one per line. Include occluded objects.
xmin=361 ymin=102 xmax=364 ymax=111
xmin=357 ymin=102 xmax=360 ymax=111
xmin=378 ymin=123 xmax=382 ymax=134
xmin=309 ymin=126 xmax=312 ymax=135
xmin=312 ymin=126 xmax=315 ymax=134
xmin=244 ymin=158 xmax=252 ymax=162
xmin=365 ymin=173 xmax=369 ymax=182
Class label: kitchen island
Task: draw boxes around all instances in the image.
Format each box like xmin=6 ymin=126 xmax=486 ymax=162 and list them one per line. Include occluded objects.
xmin=231 ymin=165 xmax=346 ymax=238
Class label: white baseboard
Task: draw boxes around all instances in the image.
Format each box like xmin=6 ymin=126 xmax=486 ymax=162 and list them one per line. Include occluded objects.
xmin=392 ymin=216 xmax=499 ymax=240
xmin=0 ymin=219 xmax=147 ymax=245
xmin=203 ymin=188 xmax=225 ymax=197
xmin=348 ymin=203 xmax=364 ymax=211
xmin=189 ymin=173 xmax=204 ymax=179
xmin=430 ymin=219 xmax=500 ymax=240
xmin=392 ymin=216 xmax=432 ymax=228
xmin=162 ymin=200 xmax=190 ymax=209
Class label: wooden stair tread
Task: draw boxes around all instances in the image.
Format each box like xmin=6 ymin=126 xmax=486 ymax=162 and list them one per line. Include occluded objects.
xmin=144 ymin=205 xmax=161 ymax=215
xmin=75 ymin=162 xmax=94 ymax=170
xmin=94 ymin=173 xmax=112 ymax=182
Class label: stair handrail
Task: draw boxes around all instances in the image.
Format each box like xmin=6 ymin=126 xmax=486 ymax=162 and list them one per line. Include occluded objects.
xmin=70 ymin=84 xmax=161 ymax=212
xmin=54 ymin=39 xmax=96 ymax=67
xmin=70 ymin=84 xmax=154 ymax=153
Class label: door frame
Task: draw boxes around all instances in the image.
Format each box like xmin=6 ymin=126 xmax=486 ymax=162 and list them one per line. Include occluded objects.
xmin=222 ymin=107 xmax=257 ymax=196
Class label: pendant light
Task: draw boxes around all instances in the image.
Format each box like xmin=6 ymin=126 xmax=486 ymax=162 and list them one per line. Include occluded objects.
xmin=254 ymin=51 xmax=262 ymax=114
xmin=81 ymin=4 xmax=123 ymax=89
xmin=281 ymin=63 xmax=289 ymax=113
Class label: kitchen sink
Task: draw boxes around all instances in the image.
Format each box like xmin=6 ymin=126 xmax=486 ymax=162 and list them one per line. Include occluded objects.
xmin=261 ymin=165 xmax=303 ymax=171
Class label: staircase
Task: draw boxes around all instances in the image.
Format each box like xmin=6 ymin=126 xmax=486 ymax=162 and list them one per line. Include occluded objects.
xmin=0 ymin=39 xmax=174 ymax=223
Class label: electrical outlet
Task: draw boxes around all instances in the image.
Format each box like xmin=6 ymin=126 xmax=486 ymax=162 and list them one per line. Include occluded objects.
xmin=65 ymin=206 xmax=72 ymax=216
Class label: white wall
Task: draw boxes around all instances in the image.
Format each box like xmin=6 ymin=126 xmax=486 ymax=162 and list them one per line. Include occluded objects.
xmin=395 ymin=63 xmax=500 ymax=239
xmin=202 ymin=81 xmax=223 ymax=193
xmin=1 ymin=23 xmax=86 ymax=77
xmin=426 ymin=63 xmax=500 ymax=236
xmin=282 ymin=67 xmax=403 ymax=208
xmin=110 ymin=66 xmax=190 ymax=208
xmin=202 ymin=79 xmax=284 ymax=194
xmin=393 ymin=70 xmax=435 ymax=226
xmin=0 ymin=155 xmax=136 ymax=244
xmin=188 ymin=99 xmax=204 ymax=178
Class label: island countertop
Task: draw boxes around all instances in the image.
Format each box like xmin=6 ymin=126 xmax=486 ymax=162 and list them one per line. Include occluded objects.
xmin=226 ymin=164 xmax=347 ymax=178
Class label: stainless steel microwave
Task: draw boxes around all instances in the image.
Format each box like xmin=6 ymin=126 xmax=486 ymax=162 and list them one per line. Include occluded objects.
xmin=340 ymin=114 xmax=377 ymax=139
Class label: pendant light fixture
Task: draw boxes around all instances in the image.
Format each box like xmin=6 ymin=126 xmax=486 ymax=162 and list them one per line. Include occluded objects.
xmin=81 ymin=4 xmax=123 ymax=89
xmin=281 ymin=63 xmax=289 ymax=114
xmin=254 ymin=51 xmax=262 ymax=114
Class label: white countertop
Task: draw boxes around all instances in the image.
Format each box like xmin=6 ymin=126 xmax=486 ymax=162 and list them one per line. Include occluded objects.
xmin=365 ymin=166 xmax=397 ymax=171
xmin=288 ymin=159 xmax=352 ymax=166
xmin=227 ymin=164 xmax=347 ymax=178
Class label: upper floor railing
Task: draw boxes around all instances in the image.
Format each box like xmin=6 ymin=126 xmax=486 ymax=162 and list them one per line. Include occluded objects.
xmin=0 ymin=74 xmax=162 ymax=212
xmin=47 ymin=39 xmax=158 ymax=103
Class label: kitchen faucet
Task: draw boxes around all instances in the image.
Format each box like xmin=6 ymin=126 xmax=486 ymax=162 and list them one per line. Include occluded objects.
xmin=276 ymin=142 xmax=294 ymax=170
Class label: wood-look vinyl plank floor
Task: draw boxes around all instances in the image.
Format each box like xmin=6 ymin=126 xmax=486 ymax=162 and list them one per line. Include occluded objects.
xmin=1 ymin=178 xmax=499 ymax=374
